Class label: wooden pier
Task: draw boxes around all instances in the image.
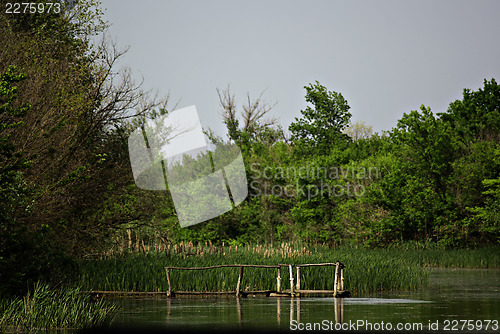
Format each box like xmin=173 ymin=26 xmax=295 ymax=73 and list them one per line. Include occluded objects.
xmin=164 ymin=262 xmax=350 ymax=298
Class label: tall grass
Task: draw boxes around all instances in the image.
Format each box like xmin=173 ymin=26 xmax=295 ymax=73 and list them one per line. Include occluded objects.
xmin=0 ymin=283 xmax=117 ymax=332
xmin=399 ymin=246 xmax=500 ymax=268
xmin=77 ymin=243 xmax=430 ymax=295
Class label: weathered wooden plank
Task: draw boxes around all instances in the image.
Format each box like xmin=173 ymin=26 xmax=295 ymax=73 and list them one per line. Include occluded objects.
xmin=165 ymin=264 xmax=280 ymax=270
xmin=84 ymin=291 xmax=170 ymax=296
xmin=296 ymin=263 xmax=344 ymax=267
xmin=236 ymin=266 xmax=244 ymax=297
xmin=334 ymin=262 xmax=339 ymax=295
xmin=277 ymin=267 xmax=281 ymax=293
xmin=165 ymin=267 xmax=172 ymax=297
xmin=296 ymin=266 xmax=301 ymax=291
xmin=295 ymin=290 xmax=335 ymax=294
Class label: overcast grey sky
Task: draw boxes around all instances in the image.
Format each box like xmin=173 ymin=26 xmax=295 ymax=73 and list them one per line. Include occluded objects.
xmin=99 ymin=0 xmax=500 ymax=137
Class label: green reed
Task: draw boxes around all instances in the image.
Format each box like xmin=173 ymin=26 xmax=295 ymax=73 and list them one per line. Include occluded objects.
xmin=0 ymin=283 xmax=117 ymax=332
xmin=399 ymin=246 xmax=500 ymax=268
xmin=77 ymin=243 xmax=434 ymax=295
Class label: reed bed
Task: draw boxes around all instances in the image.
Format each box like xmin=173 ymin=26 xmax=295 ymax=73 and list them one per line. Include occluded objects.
xmin=77 ymin=243 xmax=430 ymax=295
xmin=399 ymin=245 xmax=500 ymax=268
xmin=92 ymin=230 xmax=500 ymax=269
xmin=0 ymin=283 xmax=117 ymax=332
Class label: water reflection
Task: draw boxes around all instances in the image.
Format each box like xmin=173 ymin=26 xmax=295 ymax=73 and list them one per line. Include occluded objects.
xmin=111 ymin=269 xmax=500 ymax=331
xmin=335 ymin=298 xmax=344 ymax=323
xmin=277 ymin=298 xmax=281 ymax=325
xmin=287 ymin=298 xmax=344 ymax=325
xmin=161 ymin=295 xmax=348 ymax=328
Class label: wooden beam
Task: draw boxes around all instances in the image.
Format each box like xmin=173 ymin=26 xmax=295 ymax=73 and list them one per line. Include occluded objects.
xmin=334 ymin=262 xmax=339 ymax=296
xmin=236 ymin=266 xmax=244 ymax=297
xmin=165 ymin=264 xmax=279 ymax=270
xmin=340 ymin=267 xmax=344 ymax=291
xmin=296 ymin=266 xmax=301 ymax=291
xmin=165 ymin=267 xmax=172 ymax=297
xmin=277 ymin=267 xmax=281 ymax=293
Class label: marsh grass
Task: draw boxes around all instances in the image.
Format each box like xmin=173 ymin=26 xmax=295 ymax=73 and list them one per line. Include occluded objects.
xmin=399 ymin=246 xmax=500 ymax=268
xmin=0 ymin=283 xmax=117 ymax=332
xmin=78 ymin=243 xmax=433 ymax=295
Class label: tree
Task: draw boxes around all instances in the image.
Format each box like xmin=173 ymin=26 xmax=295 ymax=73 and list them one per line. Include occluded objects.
xmin=0 ymin=65 xmax=30 ymax=229
xmin=343 ymin=121 xmax=373 ymax=141
xmin=0 ymin=0 xmax=171 ymax=276
xmin=391 ymin=105 xmax=457 ymax=201
xmin=217 ymin=86 xmax=281 ymax=146
xmin=440 ymin=78 xmax=500 ymax=144
xmin=0 ymin=65 xmax=50 ymax=294
xmin=289 ymin=81 xmax=351 ymax=154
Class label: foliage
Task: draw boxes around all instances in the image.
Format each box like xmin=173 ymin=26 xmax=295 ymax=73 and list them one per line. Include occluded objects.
xmin=217 ymin=86 xmax=281 ymax=148
xmin=440 ymin=78 xmax=500 ymax=143
xmin=0 ymin=65 xmax=30 ymax=225
xmin=0 ymin=65 xmax=39 ymax=294
xmin=343 ymin=121 xmax=373 ymax=141
xmin=0 ymin=0 xmax=169 ymax=294
xmin=171 ymin=78 xmax=500 ymax=248
xmin=289 ymin=81 xmax=351 ymax=154
xmin=466 ymin=146 xmax=500 ymax=241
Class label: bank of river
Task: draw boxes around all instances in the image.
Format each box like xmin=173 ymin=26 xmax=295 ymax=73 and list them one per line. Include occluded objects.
xmin=108 ymin=268 xmax=499 ymax=331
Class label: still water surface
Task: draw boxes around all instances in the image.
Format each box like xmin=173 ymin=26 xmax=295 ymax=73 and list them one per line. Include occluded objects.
xmin=109 ymin=268 xmax=499 ymax=331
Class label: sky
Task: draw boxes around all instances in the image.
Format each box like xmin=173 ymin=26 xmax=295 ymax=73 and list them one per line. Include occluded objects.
xmin=98 ymin=0 xmax=500 ymax=138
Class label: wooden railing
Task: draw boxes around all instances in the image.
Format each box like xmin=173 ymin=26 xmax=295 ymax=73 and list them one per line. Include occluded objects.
xmin=164 ymin=262 xmax=349 ymax=298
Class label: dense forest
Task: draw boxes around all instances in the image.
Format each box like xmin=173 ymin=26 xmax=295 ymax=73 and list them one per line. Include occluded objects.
xmin=0 ymin=0 xmax=499 ymax=296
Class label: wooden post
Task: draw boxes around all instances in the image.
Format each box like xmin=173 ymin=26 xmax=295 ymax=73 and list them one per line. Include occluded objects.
xmin=277 ymin=297 xmax=281 ymax=325
xmin=289 ymin=265 xmax=295 ymax=297
xmin=334 ymin=262 xmax=339 ymax=296
xmin=165 ymin=267 xmax=173 ymax=298
xmin=277 ymin=267 xmax=281 ymax=293
xmin=296 ymin=266 xmax=301 ymax=291
xmin=340 ymin=265 xmax=344 ymax=291
xmin=236 ymin=266 xmax=244 ymax=297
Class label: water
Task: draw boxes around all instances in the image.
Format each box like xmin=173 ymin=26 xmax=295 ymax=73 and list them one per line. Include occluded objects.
xmin=109 ymin=268 xmax=500 ymax=332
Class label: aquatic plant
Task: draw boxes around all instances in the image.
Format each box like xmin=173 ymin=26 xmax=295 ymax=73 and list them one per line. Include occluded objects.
xmin=0 ymin=283 xmax=117 ymax=331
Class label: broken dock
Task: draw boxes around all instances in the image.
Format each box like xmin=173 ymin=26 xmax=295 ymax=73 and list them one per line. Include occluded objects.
xmin=164 ymin=261 xmax=350 ymax=298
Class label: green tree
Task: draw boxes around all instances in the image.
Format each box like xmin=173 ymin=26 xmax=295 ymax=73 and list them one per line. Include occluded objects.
xmin=0 ymin=65 xmax=30 ymax=229
xmin=466 ymin=146 xmax=500 ymax=243
xmin=343 ymin=121 xmax=373 ymax=141
xmin=289 ymin=81 xmax=351 ymax=154
xmin=391 ymin=105 xmax=456 ymax=202
xmin=440 ymin=78 xmax=500 ymax=143
xmin=0 ymin=65 xmax=51 ymax=295
xmin=0 ymin=0 xmax=173 ymax=293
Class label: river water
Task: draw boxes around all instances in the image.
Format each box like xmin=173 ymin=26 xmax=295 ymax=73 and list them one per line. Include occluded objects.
xmin=109 ymin=268 xmax=499 ymax=332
